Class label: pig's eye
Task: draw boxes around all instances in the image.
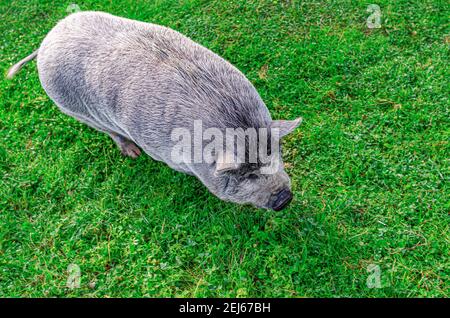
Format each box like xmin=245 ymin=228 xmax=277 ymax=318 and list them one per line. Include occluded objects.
xmin=248 ymin=173 xmax=259 ymax=180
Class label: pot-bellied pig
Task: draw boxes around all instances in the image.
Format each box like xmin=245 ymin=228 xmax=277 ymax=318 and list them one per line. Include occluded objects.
xmin=7 ymin=11 xmax=302 ymax=210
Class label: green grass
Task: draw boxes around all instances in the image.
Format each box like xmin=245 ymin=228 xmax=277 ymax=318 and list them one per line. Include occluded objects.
xmin=0 ymin=0 xmax=448 ymax=297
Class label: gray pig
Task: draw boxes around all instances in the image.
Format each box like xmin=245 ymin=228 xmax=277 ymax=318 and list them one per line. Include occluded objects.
xmin=7 ymin=11 xmax=302 ymax=210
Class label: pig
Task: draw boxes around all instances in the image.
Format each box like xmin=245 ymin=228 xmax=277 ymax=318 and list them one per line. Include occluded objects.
xmin=7 ymin=11 xmax=302 ymax=210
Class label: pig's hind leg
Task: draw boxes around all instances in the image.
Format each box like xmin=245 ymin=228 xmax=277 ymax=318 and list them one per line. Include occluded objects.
xmin=59 ymin=107 xmax=141 ymax=159
xmin=108 ymin=132 xmax=141 ymax=159
xmin=75 ymin=118 xmax=142 ymax=159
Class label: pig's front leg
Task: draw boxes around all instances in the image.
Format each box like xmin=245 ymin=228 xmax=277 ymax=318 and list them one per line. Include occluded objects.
xmin=109 ymin=132 xmax=141 ymax=159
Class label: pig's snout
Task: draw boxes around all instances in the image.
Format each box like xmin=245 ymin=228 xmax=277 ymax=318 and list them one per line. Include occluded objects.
xmin=270 ymin=189 xmax=293 ymax=211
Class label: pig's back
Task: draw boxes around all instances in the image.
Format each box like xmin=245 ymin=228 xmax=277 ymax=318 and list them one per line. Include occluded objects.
xmin=37 ymin=11 xmax=271 ymax=151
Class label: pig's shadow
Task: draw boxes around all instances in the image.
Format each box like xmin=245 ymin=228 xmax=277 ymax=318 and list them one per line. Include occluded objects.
xmin=115 ymin=146 xmax=252 ymax=214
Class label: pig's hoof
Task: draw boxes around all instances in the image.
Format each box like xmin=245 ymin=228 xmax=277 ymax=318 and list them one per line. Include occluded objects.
xmin=119 ymin=141 xmax=141 ymax=158
xmin=110 ymin=133 xmax=141 ymax=159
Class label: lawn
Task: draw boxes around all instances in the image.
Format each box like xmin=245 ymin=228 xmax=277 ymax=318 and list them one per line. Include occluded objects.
xmin=0 ymin=0 xmax=448 ymax=297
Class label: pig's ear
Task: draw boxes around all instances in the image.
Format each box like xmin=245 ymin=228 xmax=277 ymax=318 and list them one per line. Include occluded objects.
xmin=270 ymin=117 xmax=303 ymax=138
xmin=215 ymin=151 xmax=240 ymax=175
